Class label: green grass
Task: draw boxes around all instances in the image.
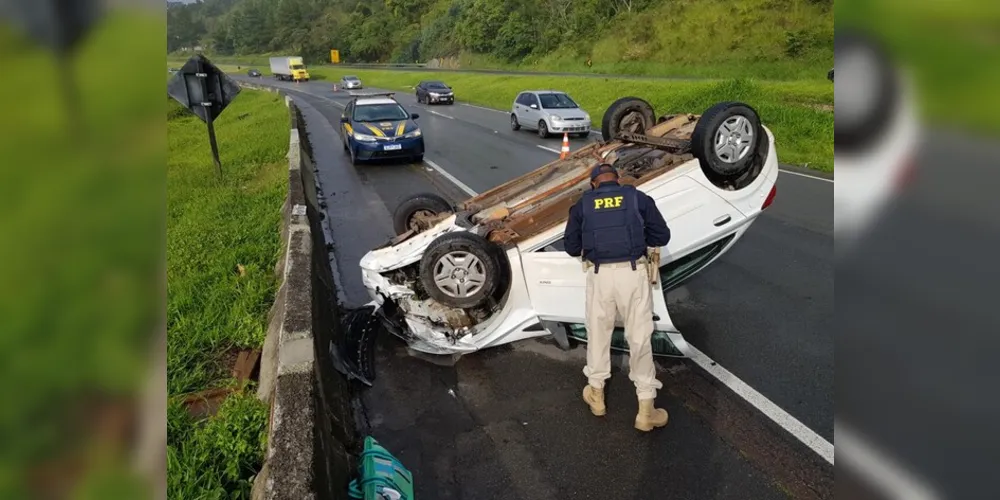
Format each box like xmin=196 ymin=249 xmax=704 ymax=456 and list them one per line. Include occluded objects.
xmin=167 ymin=88 xmax=288 ymax=497
xmin=269 ymin=65 xmax=834 ymax=171
xmin=167 ymin=392 xmax=270 ymax=499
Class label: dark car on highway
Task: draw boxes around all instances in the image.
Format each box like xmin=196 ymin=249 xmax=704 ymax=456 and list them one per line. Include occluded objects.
xmin=248 ymin=68 xmax=262 ymax=77
xmin=415 ymin=80 xmax=454 ymax=105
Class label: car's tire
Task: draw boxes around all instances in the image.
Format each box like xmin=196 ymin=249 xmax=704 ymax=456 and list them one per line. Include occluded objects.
xmin=833 ymin=30 xmax=899 ymax=153
xmin=419 ymin=231 xmax=502 ymax=309
xmin=349 ymin=147 xmax=361 ymax=166
xmin=538 ymin=120 xmax=549 ymax=138
xmin=392 ymin=192 xmax=453 ymax=235
xmin=601 ymin=97 xmax=656 ymax=141
xmin=510 ymin=114 xmax=520 ymax=131
xmin=691 ymin=102 xmax=764 ymax=187
xmin=412 ymin=153 xmax=424 ymax=164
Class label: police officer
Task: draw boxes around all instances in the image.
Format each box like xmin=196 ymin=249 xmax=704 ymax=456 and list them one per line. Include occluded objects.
xmin=564 ymin=163 xmax=672 ymax=431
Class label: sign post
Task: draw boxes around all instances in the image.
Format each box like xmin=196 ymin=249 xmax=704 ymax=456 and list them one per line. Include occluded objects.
xmin=330 ymin=49 xmax=341 ymax=64
xmin=166 ymin=55 xmax=241 ymax=179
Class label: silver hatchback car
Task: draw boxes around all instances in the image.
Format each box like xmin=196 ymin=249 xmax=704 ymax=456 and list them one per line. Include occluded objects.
xmin=510 ymin=90 xmax=592 ymax=138
xmin=341 ymin=75 xmax=363 ymax=89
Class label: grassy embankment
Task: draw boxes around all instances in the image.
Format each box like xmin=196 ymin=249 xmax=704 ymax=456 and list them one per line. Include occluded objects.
xmin=166 ymin=88 xmax=288 ymax=498
xmin=196 ymin=62 xmax=833 ymax=172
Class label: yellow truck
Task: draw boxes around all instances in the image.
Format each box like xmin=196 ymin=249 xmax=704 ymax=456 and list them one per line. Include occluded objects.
xmin=269 ymin=56 xmax=310 ymax=82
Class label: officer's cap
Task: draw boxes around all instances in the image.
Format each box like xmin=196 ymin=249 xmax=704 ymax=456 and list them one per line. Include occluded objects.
xmin=590 ymin=163 xmax=618 ymax=181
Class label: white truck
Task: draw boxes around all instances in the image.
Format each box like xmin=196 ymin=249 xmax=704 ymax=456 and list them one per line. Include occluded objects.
xmin=269 ymin=56 xmax=310 ymax=82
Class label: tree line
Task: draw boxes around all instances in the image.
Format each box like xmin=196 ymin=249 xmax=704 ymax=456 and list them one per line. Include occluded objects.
xmin=167 ymin=0 xmax=657 ymax=64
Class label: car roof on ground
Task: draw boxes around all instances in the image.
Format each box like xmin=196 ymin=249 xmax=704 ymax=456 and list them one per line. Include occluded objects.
xmin=354 ymin=97 xmax=399 ymax=106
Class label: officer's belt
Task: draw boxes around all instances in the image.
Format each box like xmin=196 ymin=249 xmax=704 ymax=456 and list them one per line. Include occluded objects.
xmin=588 ymin=257 xmax=648 ymax=271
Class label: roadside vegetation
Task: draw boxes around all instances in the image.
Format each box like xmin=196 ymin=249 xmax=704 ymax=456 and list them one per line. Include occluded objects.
xmin=167 ymin=0 xmax=832 ymax=81
xmin=166 ymin=88 xmax=288 ymax=498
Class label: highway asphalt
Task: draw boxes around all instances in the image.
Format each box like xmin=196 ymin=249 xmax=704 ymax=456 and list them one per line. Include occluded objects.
xmin=234 ymin=75 xmax=834 ymax=498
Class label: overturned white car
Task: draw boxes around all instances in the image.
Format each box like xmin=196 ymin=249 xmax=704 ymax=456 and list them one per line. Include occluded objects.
xmin=359 ymin=98 xmax=779 ymax=358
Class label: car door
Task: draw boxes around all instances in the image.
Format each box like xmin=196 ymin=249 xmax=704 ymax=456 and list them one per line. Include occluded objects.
xmin=523 ymin=93 xmax=541 ymax=128
xmin=341 ymin=102 xmax=354 ymax=143
xmin=639 ymin=173 xmax=749 ymax=272
xmin=513 ymin=93 xmax=527 ymax=122
xmin=516 ymin=232 xmax=687 ymax=354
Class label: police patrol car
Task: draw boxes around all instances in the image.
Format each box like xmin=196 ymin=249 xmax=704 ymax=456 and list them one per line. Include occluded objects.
xmin=352 ymin=97 xmax=780 ymax=361
xmin=340 ymin=92 xmax=424 ymax=165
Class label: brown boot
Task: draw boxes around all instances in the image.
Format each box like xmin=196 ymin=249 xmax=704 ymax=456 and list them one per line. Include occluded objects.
xmin=582 ymin=385 xmax=606 ymax=416
xmin=634 ymin=398 xmax=668 ymax=431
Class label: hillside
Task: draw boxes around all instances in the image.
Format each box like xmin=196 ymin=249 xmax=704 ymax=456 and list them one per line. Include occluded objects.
xmin=168 ymin=0 xmax=832 ymax=79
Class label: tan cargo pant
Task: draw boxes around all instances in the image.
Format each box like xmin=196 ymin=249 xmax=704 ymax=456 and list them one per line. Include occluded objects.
xmin=583 ymin=259 xmax=663 ymax=400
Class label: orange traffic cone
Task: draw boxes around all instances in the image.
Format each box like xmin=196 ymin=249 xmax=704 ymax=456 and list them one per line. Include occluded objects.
xmin=560 ymin=133 xmax=570 ymax=160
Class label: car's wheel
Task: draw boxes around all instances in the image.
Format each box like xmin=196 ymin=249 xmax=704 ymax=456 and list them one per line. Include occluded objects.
xmin=349 ymin=147 xmax=361 ymax=166
xmin=392 ymin=192 xmax=453 ymax=235
xmin=412 ymin=153 xmax=424 ymax=164
xmin=537 ymin=120 xmax=549 ymax=138
xmin=833 ymin=30 xmax=899 ymax=153
xmin=510 ymin=114 xmax=520 ymax=131
xmin=601 ymin=97 xmax=656 ymax=141
xmin=416 ymin=94 xmax=423 ymax=104
xmin=419 ymin=231 xmax=502 ymax=309
xmin=690 ymin=102 xmax=765 ymax=188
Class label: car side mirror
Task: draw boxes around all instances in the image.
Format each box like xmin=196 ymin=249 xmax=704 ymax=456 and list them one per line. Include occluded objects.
xmin=340 ymin=116 xmax=349 ymax=123
xmin=411 ymin=113 xmax=420 ymax=120
xmin=530 ymin=104 xmax=538 ymax=109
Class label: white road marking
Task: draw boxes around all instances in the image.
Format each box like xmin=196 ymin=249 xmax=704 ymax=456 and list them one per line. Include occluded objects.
xmin=778 ymin=168 xmax=833 ymax=183
xmin=537 ymin=145 xmax=562 ymax=154
xmin=461 ymin=103 xmax=507 ymax=114
xmin=423 ymin=158 xmax=478 ymax=197
xmin=836 ymin=421 xmax=941 ymax=500
xmin=429 ymin=110 xmax=454 ymax=119
xmin=684 ymin=344 xmax=833 ymax=464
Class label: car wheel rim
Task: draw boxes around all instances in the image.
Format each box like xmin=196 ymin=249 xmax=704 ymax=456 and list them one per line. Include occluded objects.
xmin=713 ymin=115 xmax=754 ymax=163
xmin=433 ymin=251 xmax=486 ymax=298
xmin=511 ymin=116 xmax=516 ymax=127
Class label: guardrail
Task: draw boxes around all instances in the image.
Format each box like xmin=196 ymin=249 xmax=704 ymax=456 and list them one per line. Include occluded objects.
xmin=337 ymin=63 xmax=428 ymax=68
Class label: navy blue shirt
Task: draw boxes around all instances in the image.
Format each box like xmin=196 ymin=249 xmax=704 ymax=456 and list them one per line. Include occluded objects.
xmin=564 ymin=181 xmax=671 ymax=257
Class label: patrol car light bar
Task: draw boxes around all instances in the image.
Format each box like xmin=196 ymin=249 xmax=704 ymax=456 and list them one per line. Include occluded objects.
xmin=349 ymin=91 xmax=396 ymax=98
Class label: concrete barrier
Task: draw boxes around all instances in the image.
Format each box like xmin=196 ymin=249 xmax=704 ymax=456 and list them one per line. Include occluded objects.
xmin=244 ymin=83 xmax=359 ymax=500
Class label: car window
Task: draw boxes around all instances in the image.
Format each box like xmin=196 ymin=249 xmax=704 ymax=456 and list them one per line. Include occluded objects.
xmin=538 ymin=239 xmax=566 ymax=252
xmin=353 ymin=103 xmax=409 ymax=122
xmin=291 ymin=64 xmax=305 ymax=70
xmin=538 ymin=93 xmax=578 ymax=109
xmin=428 ymin=81 xmax=448 ymax=89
